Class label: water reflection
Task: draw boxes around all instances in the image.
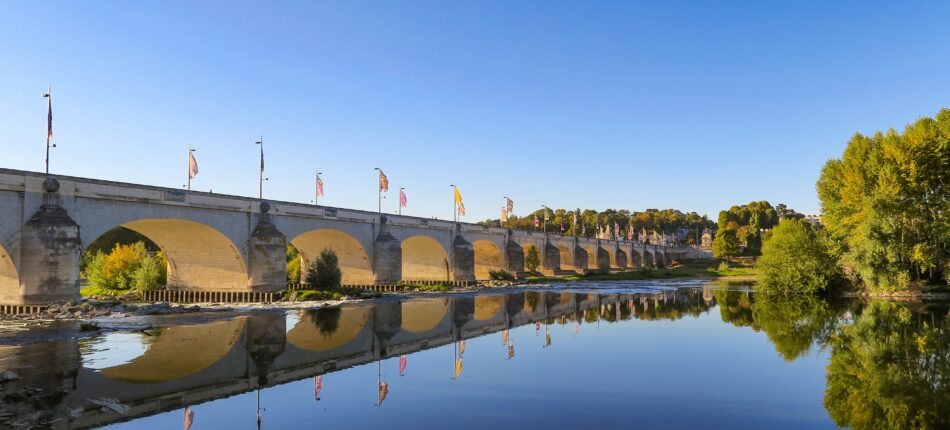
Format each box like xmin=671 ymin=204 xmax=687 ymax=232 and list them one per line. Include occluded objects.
xmin=716 ymin=291 xmax=949 ymax=429
xmin=0 ymin=287 xmax=946 ymax=429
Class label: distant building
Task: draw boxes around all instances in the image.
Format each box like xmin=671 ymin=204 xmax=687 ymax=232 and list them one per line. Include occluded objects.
xmin=701 ymin=228 xmax=714 ymax=248
xmin=803 ymin=215 xmax=822 ymax=227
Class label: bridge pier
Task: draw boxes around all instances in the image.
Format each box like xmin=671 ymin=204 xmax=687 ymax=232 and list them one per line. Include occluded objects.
xmin=542 ymin=240 xmax=560 ymax=272
xmin=372 ymin=215 xmax=402 ymax=284
xmin=616 ymin=249 xmax=628 ymax=270
xmin=505 ymin=236 xmax=525 ymax=274
xmin=451 ymin=225 xmax=476 ymax=282
xmin=13 ymin=179 xmax=81 ymax=305
xmin=246 ymin=202 xmax=287 ymax=292
xmin=573 ymin=246 xmax=588 ymax=272
xmin=595 ymin=246 xmax=610 ymax=271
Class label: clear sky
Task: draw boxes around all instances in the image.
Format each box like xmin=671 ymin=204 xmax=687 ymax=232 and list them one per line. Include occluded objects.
xmin=2 ymin=1 xmax=949 ymax=221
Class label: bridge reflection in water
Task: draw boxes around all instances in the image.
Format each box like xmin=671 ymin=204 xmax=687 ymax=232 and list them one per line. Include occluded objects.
xmin=0 ymin=288 xmax=711 ymax=429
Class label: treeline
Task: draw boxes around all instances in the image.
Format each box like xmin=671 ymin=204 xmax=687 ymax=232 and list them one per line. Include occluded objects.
xmin=759 ymin=108 xmax=950 ymax=294
xmin=481 ymin=208 xmax=715 ymax=244
xmin=712 ymin=201 xmax=803 ymax=257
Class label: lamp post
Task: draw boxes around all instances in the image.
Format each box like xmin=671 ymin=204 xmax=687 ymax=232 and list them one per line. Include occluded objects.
xmin=255 ymin=137 xmax=267 ymax=199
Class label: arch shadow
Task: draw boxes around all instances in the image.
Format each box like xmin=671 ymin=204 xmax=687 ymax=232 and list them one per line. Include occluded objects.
xmin=402 ymin=236 xmax=450 ymax=281
xmin=291 ymin=229 xmax=373 ymax=284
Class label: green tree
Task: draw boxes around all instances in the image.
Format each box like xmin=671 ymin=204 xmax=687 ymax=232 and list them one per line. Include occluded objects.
xmin=757 ymin=219 xmax=841 ymax=295
xmin=525 ymin=245 xmax=540 ymax=272
xmin=306 ymin=248 xmax=342 ymax=290
xmin=131 ymin=252 xmax=166 ymax=291
xmin=817 ymin=108 xmax=950 ymax=290
xmin=286 ymin=244 xmax=302 ymax=283
xmin=712 ymin=228 xmax=739 ymax=258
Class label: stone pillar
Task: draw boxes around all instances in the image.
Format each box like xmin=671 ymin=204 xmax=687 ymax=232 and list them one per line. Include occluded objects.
xmin=373 ymin=215 xmax=402 ymax=284
xmin=247 ymin=202 xmax=287 ymax=292
xmin=573 ymin=246 xmax=589 ymax=272
xmin=616 ymin=249 xmax=628 ymax=270
xmin=373 ymin=301 xmax=402 ymax=356
xmin=596 ymin=246 xmax=610 ymax=271
xmin=543 ymin=241 xmax=560 ymax=272
xmin=655 ymin=246 xmax=666 ymax=268
xmin=17 ymin=178 xmax=81 ymax=305
xmin=246 ymin=312 xmax=286 ymax=386
xmin=452 ymin=225 xmax=475 ymax=282
xmin=505 ymin=236 xmax=525 ymax=274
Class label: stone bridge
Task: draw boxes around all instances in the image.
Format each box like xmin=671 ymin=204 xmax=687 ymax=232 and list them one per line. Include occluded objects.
xmin=0 ymin=289 xmax=711 ymax=429
xmin=0 ymin=169 xmax=708 ymax=305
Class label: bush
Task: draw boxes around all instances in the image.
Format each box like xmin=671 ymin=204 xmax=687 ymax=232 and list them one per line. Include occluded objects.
xmin=132 ymin=253 xmax=166 ymax=291
xmin=757 ymin=219 xmax=841 ymax=295
xmin=306 ymin=248 xmax=342 ymax=290
xmin=525 ymin=246 xmax=540 ymax=272
xmin=489 ymin=269 xmax=515 ymax=281
xmin=286 ymin=244 xmax=302 ymax=284
xmin=713 ymin=229 xmax=739 ymax=258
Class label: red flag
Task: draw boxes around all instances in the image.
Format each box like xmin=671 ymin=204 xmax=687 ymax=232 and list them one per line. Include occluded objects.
xmin=534 ymin=215 xmax=540 ymax=228
xmin=184 ymin=406 xmax=194 ymax=430
xmin=399 ymin=189 xmax=407 ymax=208
xmin=316 ymin=176 xmax=324 ymax=197
xmin=399 ymin=355 xmax=407 ymax=375
xmin=188 ymin=152 xmax=199 ymax=179
xmin=314 ymin=375 xmax=323 ymax=400
xmin=46 ymin=88 xmax=53 ymax=141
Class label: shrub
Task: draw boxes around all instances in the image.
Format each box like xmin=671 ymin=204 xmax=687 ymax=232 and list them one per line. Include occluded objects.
xmin=489 ymin=269 xmax=515 ymax=281
xmin=525 ymin=246 xmax=540 ymax=272
xmin=286 ymin=244 xmax=302 ymax=284
xmin=306 ymin=248 xmax=342 ymax=290
xmin=83 ymin=242 xmax=163 ymax=291
xmin=757 ymin=219 xmax=841 ymax=295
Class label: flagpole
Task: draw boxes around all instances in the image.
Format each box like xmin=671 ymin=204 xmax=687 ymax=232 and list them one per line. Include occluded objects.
xmin=256 ymin=136 xmax=265 ymax=199
xmin=315 ymin=171 xmax=321 ymax=206
xmin=374 ymin=168 xmax=382 ymax=214
xmin=43 ymin=85 xmax=52 ymax=175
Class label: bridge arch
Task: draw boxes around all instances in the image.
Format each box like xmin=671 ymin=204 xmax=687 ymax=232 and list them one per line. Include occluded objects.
xmin=0 ymin=244 xmax=19 ymax=304
xmin=401 ymin=299 xmax=450 ymax=333
xmin=90 ymin=219 xmax=248 ymax=291
xmin=291 ymin=229 xmax=373 ymax=284
xmin=473 ymin=240 xmax=504 ymax=280
xmin=556 ymin=245 xmax=573 ymax=270
xmin=287 ymin=306 xmax=371 ymax=352
xmin=582 ymin=246 xmax=598 ymax=270
xmin=474 ymin=295 xmax=504 ymax=320
xmin=402 ymin=236 xmax=450 ymax=281
xmin=97 ymin=318 xmax=246 ymax=383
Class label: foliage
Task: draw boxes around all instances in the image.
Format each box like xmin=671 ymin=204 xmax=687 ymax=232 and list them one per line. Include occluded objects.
xmin=306 ymin=248 xmax=343 ymax=290
xmin=751 ymin=293 xmax=844 ymax=361
xmin=525 ymin=246 xmax=540 ymax=272
xmin=712 ymin=228 xmax=739 ymax=258
xmin=82 ymin=242 xmax=166 ymax=292
xmin=286 ymin=244 xmax=301 ymax=284
xmin=399 ymin=282 xmax=454 ymax=292
xmin=757 ymin=219 xmax=841 ymax=295
xmin=306 ymin=307 xmax=343 ymax=335
xmin=817 ymin=108 xmax=950 ymax=290
xmin=489 ymin=269 xmax=515 ymax=281
xmin=823 ymin=301 xmax=950 ymax=429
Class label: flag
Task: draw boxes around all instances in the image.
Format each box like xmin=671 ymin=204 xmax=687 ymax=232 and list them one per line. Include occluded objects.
xmin=534 ymin=215 xmax=539 ymax=228
xmin=572 ymin=211 xmax=578 ymax=226
xmin=184 ymin=406 xmax=194 ymax=430
xmin=544 ymin=208 xmax=549 ymax=221
xmin=627 ymin=225 xmax=633 ymax=241
xmin=502 ymin=330 xmax=509 ymax=346
xmin=378 ymin=381 xmax=389 ymax=405
xmin=614 ymin=222 xmax=620 ymax=239
xmin=454 ymin=187 xmax=464 ymax=216
xmin=458 ymin=201 xmax=466 ymax=217
xmin=454 ymin=359 xmax=463 ymax=379
xmin=507 ymin=343 xmax=515 ymax=360
xmin=399 ymin=188 xmax=407 ymax=208
xmin=459 ymin=340 xmax=466 ymax=358
xmin=314 ymin=375 xmax=323 ymax=400
xmin=535 ymin=322 xmax=541 ymax=334
xmin=46 ymin=89 xmax=53 ymax=141
xmin=500 ymin=208 xmax=509 ymax=224
xmin=188 ymin=152 xmax=199 ymax=179
xmin=560 ymin=222 xmax=564 ymax=233
xmin=506 ymin=197 xmax=514 ymax=214
xmin=545 ymin=330 xmax=551 ymax=347
xmin=378 ymin=170 xmax=389 ymax=192
xmin=316 ymin=176 xmax=325 ymax=197
xmin=399 ymin=355 xmax=407 ymax=375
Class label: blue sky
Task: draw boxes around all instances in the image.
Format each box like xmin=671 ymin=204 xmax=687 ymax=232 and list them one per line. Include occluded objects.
xmin=2 ymin=1 xmax=949 ymax=220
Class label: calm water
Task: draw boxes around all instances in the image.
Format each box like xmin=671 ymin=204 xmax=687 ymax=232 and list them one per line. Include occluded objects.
xmin=0 ymin=281 xmax=947 ymax=429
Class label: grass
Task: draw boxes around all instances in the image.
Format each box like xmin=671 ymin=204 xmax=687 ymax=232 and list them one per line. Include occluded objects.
xmin=398 ymin=282 xmax=455 ymax=292
xmin=705 ymin=266 xmax=759 ymax=278
xmin=289 ymin=289 xmax=344 ymax=301
xmin=80 ymin=285 xmax=134 ymax=298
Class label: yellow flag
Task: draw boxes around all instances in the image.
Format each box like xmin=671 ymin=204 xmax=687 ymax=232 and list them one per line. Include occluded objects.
xmin=454 ymin=186 xmax=462 ymax=204
xmin=454 ymin=358 xmax=463 ymax=379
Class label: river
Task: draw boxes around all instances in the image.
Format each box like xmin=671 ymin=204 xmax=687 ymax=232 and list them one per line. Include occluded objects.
xmin=0 ymin=280 xmax=947 ymax=429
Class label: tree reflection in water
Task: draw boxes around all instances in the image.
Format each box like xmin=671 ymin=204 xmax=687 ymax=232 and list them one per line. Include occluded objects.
xmin=307 ymin=306 xmax=343 ymax=336
xmin=723 ymin=291 xmax=949 ymax=430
